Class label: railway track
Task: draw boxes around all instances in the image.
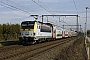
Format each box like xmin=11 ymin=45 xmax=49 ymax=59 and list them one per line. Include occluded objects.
xmin=0 ymin=45 xmax=23 ymax=53
xmin=0 ymin=37 xmax=78 ymax=60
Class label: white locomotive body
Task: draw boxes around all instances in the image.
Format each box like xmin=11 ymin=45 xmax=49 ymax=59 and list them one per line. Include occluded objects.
xmin=19 ymin=21 xmax=53 ymax=44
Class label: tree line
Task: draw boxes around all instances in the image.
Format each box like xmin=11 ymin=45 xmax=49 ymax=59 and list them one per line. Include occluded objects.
xmin=0 ymin=23 xmax=90 ymax=41
xmin=0 ymin=23 xmax=20 ymax=41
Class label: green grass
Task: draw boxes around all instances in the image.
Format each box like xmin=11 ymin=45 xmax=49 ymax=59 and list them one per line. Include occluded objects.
xmin=0 ymin=40 xmax=19 ymax=46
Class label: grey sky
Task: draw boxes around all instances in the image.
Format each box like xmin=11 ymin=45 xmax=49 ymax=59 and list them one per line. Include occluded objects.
xmin=0 ymin=0 xmax=90 ymax=31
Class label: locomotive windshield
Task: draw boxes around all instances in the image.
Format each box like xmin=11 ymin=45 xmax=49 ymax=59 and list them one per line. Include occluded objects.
xmin=21 ymin=21 xmax=35 ymax=29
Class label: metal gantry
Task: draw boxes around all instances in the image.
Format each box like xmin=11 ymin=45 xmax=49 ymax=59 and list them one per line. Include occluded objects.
xmin=42 ymin=15 xmax=79 ymax=32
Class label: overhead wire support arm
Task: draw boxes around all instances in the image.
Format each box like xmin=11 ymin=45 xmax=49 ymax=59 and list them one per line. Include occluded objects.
xmin=62 ymin=25 xmax=81 ymax=26
xmin=41 ymin=14 xmax=79 ymax=17
xmin=42 ymin=15 xmax=79 ymax=22
xmin=42 ymin=14 xmax=79 ymax=32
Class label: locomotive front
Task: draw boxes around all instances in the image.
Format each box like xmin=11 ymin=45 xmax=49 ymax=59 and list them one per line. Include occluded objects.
xmin=19 ymin=21 xmax=36 ymax=44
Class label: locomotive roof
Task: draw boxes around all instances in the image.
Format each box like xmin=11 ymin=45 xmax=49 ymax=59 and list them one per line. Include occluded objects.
xmin=21 ymin=21 xmax=53 ymax=26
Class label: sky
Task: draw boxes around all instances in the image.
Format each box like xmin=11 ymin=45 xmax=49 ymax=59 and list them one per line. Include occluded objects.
xmin=0 ymin=0 xmax=90 ymax=31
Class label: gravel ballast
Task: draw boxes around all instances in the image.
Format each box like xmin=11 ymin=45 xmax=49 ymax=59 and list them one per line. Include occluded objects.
xmin=28 ymin=39 xmax=76 ymax=60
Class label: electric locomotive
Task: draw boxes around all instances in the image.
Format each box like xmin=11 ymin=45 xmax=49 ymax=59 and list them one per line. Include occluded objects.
xmin=19 ymin=21 xmax=54 ymax=44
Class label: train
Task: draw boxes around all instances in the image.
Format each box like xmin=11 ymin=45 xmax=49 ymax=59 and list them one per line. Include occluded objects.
xmin=19 ymin=20 xmax=77 ymax=45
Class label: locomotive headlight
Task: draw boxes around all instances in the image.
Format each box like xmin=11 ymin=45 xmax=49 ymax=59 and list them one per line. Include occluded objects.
xmin=33 ymin=33 xmax=35 ymax=35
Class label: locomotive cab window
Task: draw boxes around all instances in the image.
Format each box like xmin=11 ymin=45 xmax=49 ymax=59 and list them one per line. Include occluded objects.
xmin=22 ymin=24 xmax=27 ymax=27
xmin=21 ymin=21 xmax=35 ymax=29
xmin=28 ymin=24 xmax=34 ymax=29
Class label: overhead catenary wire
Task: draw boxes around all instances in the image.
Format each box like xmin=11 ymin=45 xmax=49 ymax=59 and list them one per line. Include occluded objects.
xmin=72 ymin=0 xmax=78 ymax=15
xmin=0 ymin=0 xmax=70 ymax=27
xmin=0 ymin=0 xmax=47 ymax=21
xmin=37 ymin=0 xmax=50 ymax=13
xmin=32 ymin=0 xmax=69 ymax=25
xmin=0 ymin=0 xmax=31 ymax=15
xmin=0 ymin=3 xmax=17 ymax=11
xmin=0 ymin=0 xmax=68 ymax=25
xmin=0 ymin=0 xmax=39 ymax=20
xmin=36 ymin=0 xmax=64 ymax=23
xmin=32 ymin=0 xmax=54 ymax=15
xmin=5 ymin=0 xmax=33 ymax=12
xmin=38 ymin=0 xmax=70 ymax=25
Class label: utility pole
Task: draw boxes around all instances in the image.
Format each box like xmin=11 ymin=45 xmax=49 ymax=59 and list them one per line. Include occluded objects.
xmin=85 ymin=7 xmax=89 ymax=38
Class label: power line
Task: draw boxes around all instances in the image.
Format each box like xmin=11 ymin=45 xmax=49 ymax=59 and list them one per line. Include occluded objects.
xmin=0 ymin=3 xmax=17 ymax=11
xmin=1 ymin=0 xmax=54 ymax=20
xmin=72 ymin=0 xmax=78 ymax=14
xmin=37 ymin=0 xmax=50 ymax=12
xmin=32 ymin=0 xmax=69 ymax=25
xmin=0 ymin=0 xmax=69 ymax=26
xmin=1 ymin=0 xmax=68 ymax=25
xmin=5 ymin=0 xmax=33 ymax=12
xmin=32 ymin=0 xmax=53 ymax=15
xmin=0 ymin=0 xmax=31 ymax=15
